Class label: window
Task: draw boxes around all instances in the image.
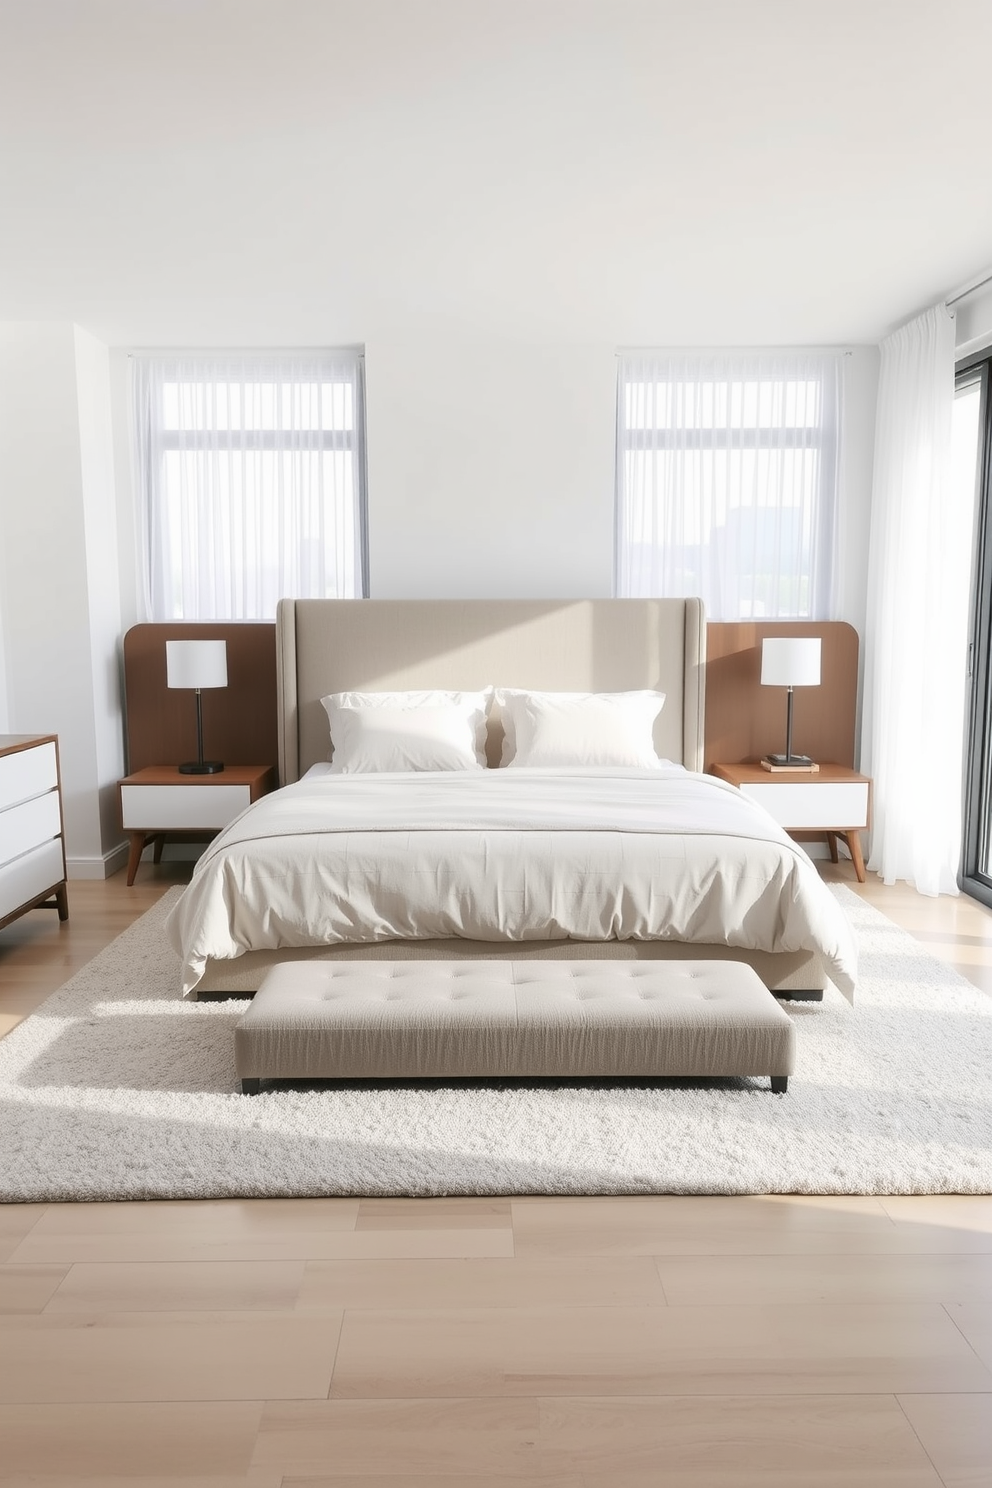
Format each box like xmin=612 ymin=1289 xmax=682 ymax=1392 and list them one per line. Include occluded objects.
xmin=615 ymin=351 xmax=842 ymax=620
xmin=131 ymin=351 xmax=368 ymax=620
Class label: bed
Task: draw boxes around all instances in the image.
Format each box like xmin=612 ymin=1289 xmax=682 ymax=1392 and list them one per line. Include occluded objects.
xmin=166 ymin=597 xmax=857 ymax=1001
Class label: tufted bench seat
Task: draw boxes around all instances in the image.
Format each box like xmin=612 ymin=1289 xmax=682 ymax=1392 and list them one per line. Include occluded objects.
xmin=234 ymin=959 xmax=796 ymax=1095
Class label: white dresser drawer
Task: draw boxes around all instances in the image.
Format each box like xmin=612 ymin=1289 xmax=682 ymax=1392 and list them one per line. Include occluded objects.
xmin=0 ymin=837 xmax=64 ymax=923
xmin=120 ymin=783 xmax=252 ymax=831
xmin=0 ymin=740 xmax=58 ymax=811
xmin=0 ymin=789 xmax=62 ymax=870
xmin=740 ymin=780 xmax=870 ymax=830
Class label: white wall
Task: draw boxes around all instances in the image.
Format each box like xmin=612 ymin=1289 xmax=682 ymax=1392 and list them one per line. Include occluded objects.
xmin=74 ymin=326 xmax=126 ymax=857
xmin=367 ymin=336 xmax=617 ymax=599
xmin=0 ymin=323 xmax=126 ymax=876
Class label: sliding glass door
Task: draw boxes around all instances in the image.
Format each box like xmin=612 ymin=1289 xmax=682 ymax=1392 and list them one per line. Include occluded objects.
xmin=960 ymin=353 xmax=992 ymax=901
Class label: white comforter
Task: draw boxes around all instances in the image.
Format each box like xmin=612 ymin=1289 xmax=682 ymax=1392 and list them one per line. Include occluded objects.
xmin=165 ymin=766 xmax=858 ymax=1000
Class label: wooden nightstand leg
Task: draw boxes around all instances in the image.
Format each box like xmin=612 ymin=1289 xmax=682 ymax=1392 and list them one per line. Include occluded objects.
xmin=152 ymin=834 xmax=165 ymax=864
xmin=126 ymin=832 xmax=147 ymax=887
xmin=826 ymin=832 xmax=840 ymax=863
xmin=55 ymin=883 xmax=69 ymax=922
xmin=846 ymin=830 xmax=867 ymax=884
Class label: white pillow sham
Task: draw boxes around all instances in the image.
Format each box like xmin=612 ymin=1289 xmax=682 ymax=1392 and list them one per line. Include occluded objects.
xmin=495 ymin=687 xmax=667 ymax=769
xmin=321 ymin=689 xmax=491 ymax=773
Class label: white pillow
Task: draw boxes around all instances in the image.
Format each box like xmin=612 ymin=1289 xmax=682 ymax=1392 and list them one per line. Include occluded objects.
xmin=321 ymin=689 xmax=491 ymax=773
xmin=495 ymin=688 xmax=666 ymax=769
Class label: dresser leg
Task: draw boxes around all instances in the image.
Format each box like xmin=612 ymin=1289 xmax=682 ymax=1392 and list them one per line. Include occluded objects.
xmin=55 ymin=883 xmax=69 ymax=922
xmin=125 ymin=832 xmax=147 ymax=887
xmin=846 ymin=831 xmax=867 ymax=883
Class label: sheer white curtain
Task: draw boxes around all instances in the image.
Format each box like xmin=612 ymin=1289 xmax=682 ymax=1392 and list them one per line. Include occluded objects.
xmin=616 ymin=351 xmax=843 ymax=620
xmin=131 ymin=351 xmax=367 ymax=620
xmin=861 ymin=304 xmax=971 ymax=895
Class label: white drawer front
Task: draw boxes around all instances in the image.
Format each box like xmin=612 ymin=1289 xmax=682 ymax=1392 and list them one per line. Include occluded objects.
xmin=121 ymin=783 xmax=251 ymax=830
xmin=741 ymin=781 xmax=869 ymax=830
xmin=0 ymin=837 xmax=64 ymax=923
xmin=0 ymin=741 xmax=57 ymax=811
xmin=0 ymin=789 xmax=62 ymax=870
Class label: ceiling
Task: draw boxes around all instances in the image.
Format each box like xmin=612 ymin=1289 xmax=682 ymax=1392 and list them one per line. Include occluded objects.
xmin=1 ymin=0 xmax=989 ymax=347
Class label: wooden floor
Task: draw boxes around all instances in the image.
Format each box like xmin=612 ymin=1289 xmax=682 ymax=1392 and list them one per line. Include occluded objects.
xmin=1 ymin=859 xmax=992 ymax=1485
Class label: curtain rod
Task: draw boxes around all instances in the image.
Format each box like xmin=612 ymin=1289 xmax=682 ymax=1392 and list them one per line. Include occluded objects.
xmin=614 ymin=346 xmax=852 ymax=357
xmin=946 ymin=270 xmax=992 ymax=308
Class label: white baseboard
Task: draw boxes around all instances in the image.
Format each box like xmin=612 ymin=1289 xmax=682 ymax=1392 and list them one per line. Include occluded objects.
xmin=67 ymin=842 xmax=131 ymax=880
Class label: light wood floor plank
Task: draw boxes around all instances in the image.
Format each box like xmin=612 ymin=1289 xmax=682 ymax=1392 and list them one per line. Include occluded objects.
xmin=0 ymin=1311 xmax=343 ymax=1403
xmin=280 ymin=1478 xmax=583 ymax=1488
xmin=943 ymin=1302 xmax=992 ymax=1370
xmin=511 ymin=1194 xmax=903 ymax=1258
xmin=0 ymin=1263 xmax=68 ymax=1313
xmin=656 ymin=1252 xmax=992 ymax=1306
xmin=0 ymin=1476 xmax=280 ymax=1488
xmin=250 ymin=1397 xmax=543 ymax=1477
xmin=11 ymin=1225 xmax=516 ymax=1264
xmin=355 ymin=1197 xmax=513 ymax=1228
xmin=0 ymin=1399 xmax=263 ymax=1476
xmin=24 ymin=1196 xmax=361 ymax=1237
xmin=537 ymin=1394 xmax=942 ymax=1482
xmin=897 ymin=1391 xmax=992 ymax=1488
xmin=879 ymin=1195 xmax=992 ymax=1233
xmin=0 ymin=1202 xmax=48 ymax=1263
xmin=296 ymin=1255 xmax=666 ymax=1311
xmin=44 ymin=1259 xmax=307 ymax=1314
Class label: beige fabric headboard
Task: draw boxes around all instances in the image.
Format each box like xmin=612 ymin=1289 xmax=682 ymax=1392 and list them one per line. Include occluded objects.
xmin=276 ymin=598 xmax=706 ymax=784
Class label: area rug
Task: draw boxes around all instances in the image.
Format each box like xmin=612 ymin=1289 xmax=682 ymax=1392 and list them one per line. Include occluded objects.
xmin=0 ymin=887 xmax=990 ymax=1199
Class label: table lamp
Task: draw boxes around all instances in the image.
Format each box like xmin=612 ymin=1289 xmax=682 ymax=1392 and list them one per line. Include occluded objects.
xmin=166 ymin=639 xmax=228 ymax=774
xmin=760 ymin=637 xmax=821 ymax=767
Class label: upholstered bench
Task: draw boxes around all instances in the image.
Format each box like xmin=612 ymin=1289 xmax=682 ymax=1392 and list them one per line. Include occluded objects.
xmin=234 ymin=959 xmax=796 ymax=1095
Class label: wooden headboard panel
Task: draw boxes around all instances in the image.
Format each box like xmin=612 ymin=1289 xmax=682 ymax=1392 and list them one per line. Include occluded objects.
xmin=122 ymin=623 xmax=278 ymax=773
xmin=705 ymin=620 xmax=859 ymax=770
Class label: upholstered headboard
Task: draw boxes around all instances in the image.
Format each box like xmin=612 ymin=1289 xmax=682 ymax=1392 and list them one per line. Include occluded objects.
xmin=276 ymin=598 xmax=706 ymax=784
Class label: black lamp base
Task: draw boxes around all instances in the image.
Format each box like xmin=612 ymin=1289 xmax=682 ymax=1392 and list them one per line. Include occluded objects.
xmin=765 ymin=752 xmax=814 ymax=767
xmin=178 ymin=760 xmax=225 ymax=775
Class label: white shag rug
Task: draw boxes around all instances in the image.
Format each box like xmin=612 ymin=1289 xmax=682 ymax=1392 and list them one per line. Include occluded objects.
xmin=1 ymin=886 xmax=991 ymax=1200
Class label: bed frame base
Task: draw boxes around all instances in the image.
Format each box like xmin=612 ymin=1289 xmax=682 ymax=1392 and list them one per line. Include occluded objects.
xmin=192 ymin=939 xmax=828 ymax=999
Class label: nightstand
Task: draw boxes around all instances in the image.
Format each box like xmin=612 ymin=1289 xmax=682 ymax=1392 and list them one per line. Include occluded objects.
xmin=118 ymin=764 xmax=276 ymax=885
xmin=710 ymin=761 xmax=872 ymax=882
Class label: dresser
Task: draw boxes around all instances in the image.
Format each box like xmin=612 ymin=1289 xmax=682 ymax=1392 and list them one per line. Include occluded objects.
xmin=0 ymin=734 xmax=69 ymax=931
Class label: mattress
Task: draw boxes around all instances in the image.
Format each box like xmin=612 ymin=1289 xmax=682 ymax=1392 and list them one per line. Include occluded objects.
xmin=164 ymin=765 xmax=858 ymax=1001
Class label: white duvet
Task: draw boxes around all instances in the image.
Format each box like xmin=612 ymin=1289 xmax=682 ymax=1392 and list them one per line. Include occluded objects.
xmin=165 ymin=766 xmax=858 ymax=1000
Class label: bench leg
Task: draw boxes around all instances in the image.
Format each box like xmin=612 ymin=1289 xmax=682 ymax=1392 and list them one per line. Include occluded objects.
xmin=241 ymin=1078 xmax=261 ymax=1096
xmin=775 ymin=988 xmax=823 ymax=1002
xmin=770 ymin=1076 xmax=788 ymax=1095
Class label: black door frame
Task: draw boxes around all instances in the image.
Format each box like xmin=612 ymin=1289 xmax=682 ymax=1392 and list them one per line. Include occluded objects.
xmin=959 ymin=349 xmax=992 ymax=905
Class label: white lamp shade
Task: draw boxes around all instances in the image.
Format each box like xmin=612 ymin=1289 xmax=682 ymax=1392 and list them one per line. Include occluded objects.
xmin=166 ymin=639 xmax=228 ymax=690
xmin=760 ymin=637 xmax=821 ymax=688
